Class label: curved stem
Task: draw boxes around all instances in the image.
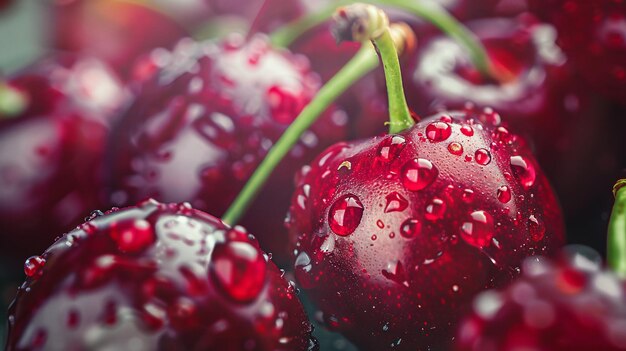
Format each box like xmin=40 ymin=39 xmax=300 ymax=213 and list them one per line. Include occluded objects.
xmin=269 ymin=0 xmax=498 ymax=80
xmin=608 ymin=179 xmax=626 ymax=277
xmin=222 ymin=46 xmax=379 ymax=225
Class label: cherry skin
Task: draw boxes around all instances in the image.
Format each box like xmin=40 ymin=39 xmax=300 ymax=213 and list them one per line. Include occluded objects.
xmin=528 ymin=0 xmax=626 ymax=103
xmin=52 ymin=0 xmax=188 ymax=80
xmin=287 ymin=111 xmax=565 ymax=350
xmin=455 ymin=250 xmax=626 ymax=351
xmin=107 ymin=35 xmax=347 ymax=263
xmin=0 ymin=55 xmax=127 ymax=259
xmin=5 ymin=199 xmax=316 ymax=350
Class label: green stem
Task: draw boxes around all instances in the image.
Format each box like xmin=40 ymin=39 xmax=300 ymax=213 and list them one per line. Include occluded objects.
xmin=608 ymin=179 xmax=626 ymax=277
xmin=222 ymin=46 xmax=379 ymax=225
xmin=269 ymin=0 xmax=496 ymax=79
xmin=373 ymin=28 xmax=413 ymax=134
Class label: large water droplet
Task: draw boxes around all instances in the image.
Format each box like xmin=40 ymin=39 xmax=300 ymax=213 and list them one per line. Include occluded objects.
xmin=528 ymin=215 xmax=546 ymax=242
xmin=377 ymin=135 xmax=406 ymax=161
xmin=460 ymin=210 xmax=494 ymax=248
xmin=497 ymin=185 xmax=512 ymax=203
xmin=447 ymin=142 xmax=463 ymax=156
xmin=401 ymin=158 xmax=438 ymax=191
xmin=328 ymin=194 xmax=364 ymax=236
xmin=109 ymin=219 xmax=155 ymax=253
xmin=425 ymin=197 xmax=446 ymax=221
xmin=400 ymin=218 xmax=421 ymax=239
xmin=475 ymin=148 xmax=491 ymax=165
xmin=510 ymin=155 xmax=536 ymax=189
xmin=24 ymin=256 xmax=46 ymax=278
xmin=210 ymin=241 xmax=267 ymax=302
xmin=425 ymin=122 xmax=452 ymax=142
xmin=384 ymin=192 xmax=409 ymax=213
xmin=294 ymin=251 xmax=317 ymax=289
xmin=460 ymin=124 xmax=474 ymax=136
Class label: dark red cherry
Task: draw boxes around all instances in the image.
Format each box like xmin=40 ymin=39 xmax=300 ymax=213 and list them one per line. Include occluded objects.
xmin=107 ymin=35 xmax=347 ymax=263
xmin=287 ymin=111 xmax=565 ymax=350
xmin=528 ymin=0 xmax=626 ymax=103
xmin=52 ymin=0 xmax=188 ymax=79
xmin=0 ymin=55 xmax=127 ymax=259
xmin=456 ymin=249 xmax=626 ymax=351
xmin=5 ymin=200 xmax=315 ymax=350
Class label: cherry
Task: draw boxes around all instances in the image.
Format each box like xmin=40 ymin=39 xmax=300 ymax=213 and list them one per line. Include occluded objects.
xmin=455 ymin=249 xmax=626 ymax=351
xmin=52 ymin=0 xmax=188 ymax=79
xmin=5 ymin=199 xmax=316 ymax=350
xmin=287 ymin=6 xmax=565 ymax=350
xmin=0 ymin=55 xmax=127 ymax=259
xmin=528 ymin=0 xmax=626 ymax=103
xmin=107 ymin=35 xmax=347 ymax=262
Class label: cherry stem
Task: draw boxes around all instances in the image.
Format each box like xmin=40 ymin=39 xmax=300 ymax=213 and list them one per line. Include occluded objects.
xmin=608 ymin=179 xmax=626 ymax=277
xmin=269 ymin=0 xmax=499 ymax=80
xmin=222 ymin=45 xmax=380 ymax=225
xmin=0 ymin=82 xmax=27 ymax=118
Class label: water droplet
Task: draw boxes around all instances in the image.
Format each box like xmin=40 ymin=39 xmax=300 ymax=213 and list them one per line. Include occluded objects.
xmin=377 ymin=135 xmax=406 ymax=161
xmin=425 ymin=122 xmax=452 ymax=142
xmin=510 ymin=155 xmax=536 ymax=189
xmin=295 ymin=251 xmax=317 ymax=289
xmin=480 ymin=107 xmax=501 ymax=126
xmin=371 ymin=234 xmax=377 ymax=241
xmin=401 ymin=158 xmax=438 ymax=191
xmin=460 ymin=124 xmax=474 ymax=136
xmin=109 ymin=219 xmax=155 ymax=253
xmin=376 ymin=220 xmax=385 ymax=229
xmin=382 ymin=260 xmax=409 ymax=287
xmin=425 ymin=198 xmax=446 ymax=221
xmin=475 ymin=148 xmax=491 ymax=165
xmin=84 ymin=210 xmax=104 ymax=222
xmin=400 ymin=218 xmax=422 ymax=239
xmin=528 ymin=215 xmax=546 ymax=242
xmin=384 ymin=192 xmax=408 ymax=213
xmin=328 ymin=194 xmax=364 ymax=236
xmin=462 ymin=189 xmax=475 ymax=203
xmin=493 ymin=126 xmax=512 ymax=143
xmin=497 ymin=185 xmax=512 ymax=203
xmin=24 ymin=256 xmax=46 ymax=277
xmin=210 ymin=241 xmax=267 ymax=302
xmin=460 ymin=210 xmax=494 ymax=248
xmin=447 ymin=142 xmax=463 ymax=156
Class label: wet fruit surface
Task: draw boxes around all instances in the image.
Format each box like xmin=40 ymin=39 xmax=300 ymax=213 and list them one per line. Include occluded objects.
xmin=0 ymin=55 xmax=127 ymax=259
xmin=456 ymin=249 xmax=626 ymax=351
xmin=287 ymin=111 xmax=565 ymax=350
xmin=6 ymin=200 xmax=315 ymax=350
xmin=107 ymin=35 xmax=347 ymax=262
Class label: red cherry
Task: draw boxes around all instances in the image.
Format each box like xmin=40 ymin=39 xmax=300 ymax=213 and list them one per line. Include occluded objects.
xmin=287 ymin=111 xmax=565 ymax=350
xmin=456 ymin=249 xmax=626 ymax=351
xmin=5 ymin=200 xmax=315 ymax=350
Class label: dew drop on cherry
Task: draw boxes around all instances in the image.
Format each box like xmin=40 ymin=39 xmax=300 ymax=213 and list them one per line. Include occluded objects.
xmin=209 ymin=241 xmax=267 ymax=302
xmin=425 ymin=197 xmax=447 ymax=221
xmin=460 ymin=124 xmax=474 ymax=136
xmin=328 ymin=194 xmax=364 ymax=236
xmin=510 ymin=155 xmax=536 ymax=189
xmin=382 ymin=260 xmax=409 ymax=287
xmin=384 ymin=192 xmax=409 ymax=213
xmin=528 ymin=215 xmax=546 ymax=242
xmin=400 ymin=218 xmax=422 ymax=239
xmin=377 ymin=135 xmax=407 ymax=161
xmin=24 ymin=256 xmax=46 ymax=277
xmin=295 ymin=251 xmax=317 ymax=289
xmin=475 ymin=148 xmax=491 ymax=165
xmin=109 ymin=219 xmax=155 ymax=253
xmin=460 ymin=210 xmax=494 ymax=248
xmin=448 ymin=142 xmax=464 ymax=156
xmin=425 ymin=122 xmax=452 ymax=142
xmin=462 ymin=189 xmax=475 ymax=203
xmin=497 ymin=185 xmax=512 ymax=203
xmin=401 ymin=158 xmax=438 ymax=192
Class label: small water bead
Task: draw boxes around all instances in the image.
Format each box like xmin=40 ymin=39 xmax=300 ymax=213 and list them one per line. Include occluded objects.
xmin=209 ymin=241 xmax=267 ymax=302
xmin=295 ymin=251 xmax=317 ymax=289
xmin=401 ymin=158 xmax=438 ymax=192
xmin=425 ymin=198 xmax=446 ymax=221
xmin=448 ymin=142 xmax=464 ymax=156
xmin=24 ymin=256 xmax=46 ymax=277
xmin=460 ymin=210 xmax=495 ymax=248
xmin=384 ymin=192 xmax=409 ymax=213
xmin=377 ymin=135 xmax=407 ymax=161
xmin=493 ymin=126 xmax=513 ymax=143
xmin=497 ymin=185 xmax=512 ymax=203
xmin=328 ymin=194 xmax=364 ymax=236
xmin=475 ymin=148 xmax=491 ymax=166
xmin=460 ymin=124 xmax=474 ymax=136
xmin=528 ymin=215 xmax=546 ymax=242
xmin=510 ymin=155 xmax=536 ymax=189
xmin=462 ymin=189 xmax=475 ymax=203
xmin=400 ymin=219 xmax=422 ymax=239
xmin=425 ymin=122 xmax=452 ymax=142
xmin=109 ymin=219 xmax=155 ymax=254
xmin=376 ymin=220 xmax=385 ymax=229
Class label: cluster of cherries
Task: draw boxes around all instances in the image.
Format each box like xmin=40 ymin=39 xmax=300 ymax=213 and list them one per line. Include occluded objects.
xmin=1 ymin=0 xmax=625 ymax=350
